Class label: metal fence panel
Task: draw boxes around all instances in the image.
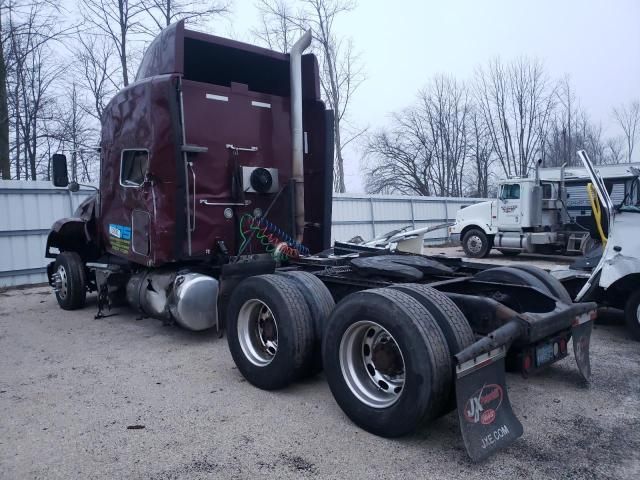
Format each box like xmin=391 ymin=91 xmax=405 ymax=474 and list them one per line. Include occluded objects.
xmin=331 ymin=194 xmax=486 ymax=245
xmin=0 ymin=183 xmax=487 ymax=287
xmin=0 ymin=181 xmax=95 ymax=287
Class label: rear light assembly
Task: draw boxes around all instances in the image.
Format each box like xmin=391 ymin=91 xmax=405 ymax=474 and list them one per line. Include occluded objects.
xmin=523 ymin=354 xmax=532 ymax=371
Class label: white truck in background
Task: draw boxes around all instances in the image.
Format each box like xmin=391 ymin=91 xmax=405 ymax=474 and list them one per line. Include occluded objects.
xmin=450 ymin=161 xmax=595 ymax=258
xmin=555 ymin=151 xmax=640 ymax=340
xmin=450 ymin=161 xmax=640 ymax=258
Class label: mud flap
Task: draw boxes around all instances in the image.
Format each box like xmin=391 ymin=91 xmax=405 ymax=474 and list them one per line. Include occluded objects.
xmin=455 ymin=346 xmax=523 ymax=461
xmin=572 ymin=317 xmax=593 ymax=382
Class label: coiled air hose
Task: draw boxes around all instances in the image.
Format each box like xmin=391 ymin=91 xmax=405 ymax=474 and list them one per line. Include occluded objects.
xmin=587 ymin=183 xmax=607 ymax=246
xmin=239 ymin=214 xmax=310 ymax=260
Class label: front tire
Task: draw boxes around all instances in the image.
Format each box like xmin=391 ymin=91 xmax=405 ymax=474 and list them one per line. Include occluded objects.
xmin=53 ymin=252 xmax=87 ymax=310
xmin=462 ymin=228 xmax=491 ymax=258
xmin=624 ymin=289 xmax=640 ymax=341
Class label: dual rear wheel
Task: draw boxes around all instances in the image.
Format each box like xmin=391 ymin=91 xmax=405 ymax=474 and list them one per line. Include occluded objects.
xmin=226 ymin=272 xmax=334 ymax=390
xmin=323 ymin=287 xmax=473 ymax=436
xmin=226 ymin=274 xmax=474 ymax=437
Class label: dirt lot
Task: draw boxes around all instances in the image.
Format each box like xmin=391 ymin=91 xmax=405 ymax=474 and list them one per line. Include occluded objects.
xmin=1 ymin=285 xmax=639 ymax=480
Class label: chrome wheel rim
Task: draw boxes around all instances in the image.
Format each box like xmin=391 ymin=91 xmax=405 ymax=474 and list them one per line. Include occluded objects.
xmin=56 ymin=265 xmax=68 ymax=300
xmin=636 ymin=304 xmax=640 ymax=324
xmin=339 ymin=321 xmax=406 ymax=408
xmin=237 ymin=299 xmax=278 ymax=366
xmin=467 ymin=235 xmax=483 ymax=255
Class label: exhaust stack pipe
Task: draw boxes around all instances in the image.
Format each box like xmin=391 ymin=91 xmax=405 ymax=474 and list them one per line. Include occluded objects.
xmin=290 ymin=29 xmax=312 ymax=243
xmin=560 ymin=162 xmax=568 ymax=223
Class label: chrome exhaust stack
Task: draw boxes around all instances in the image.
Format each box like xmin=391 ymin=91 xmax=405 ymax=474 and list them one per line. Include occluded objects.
xmin=289 ymin=29 xmax=312 ymax=243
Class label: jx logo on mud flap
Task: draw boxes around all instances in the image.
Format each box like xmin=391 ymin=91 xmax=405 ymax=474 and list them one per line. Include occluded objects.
xmin=464 ymin=384 xmax=504 ymax=425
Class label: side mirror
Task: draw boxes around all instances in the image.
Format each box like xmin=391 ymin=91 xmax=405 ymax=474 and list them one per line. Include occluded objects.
xmin=68 ymin=181 xmax=80 ymax=192
xmin=52 ymin=154 xmax=69 ymax=187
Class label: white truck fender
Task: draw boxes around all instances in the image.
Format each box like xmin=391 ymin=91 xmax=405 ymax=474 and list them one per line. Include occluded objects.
xmin=450 ymin=200 xmax=498 ymax=238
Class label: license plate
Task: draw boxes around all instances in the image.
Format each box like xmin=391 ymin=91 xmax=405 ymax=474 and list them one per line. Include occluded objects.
xmin=536 ymin=343 xmax=555 ymax=366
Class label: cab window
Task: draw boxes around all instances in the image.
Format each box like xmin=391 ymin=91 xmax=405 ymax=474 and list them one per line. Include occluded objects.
xmin=121 ymin=150 xmax=149 ymax=186
xmin=500 ymin=183 xmax=520 ymax=200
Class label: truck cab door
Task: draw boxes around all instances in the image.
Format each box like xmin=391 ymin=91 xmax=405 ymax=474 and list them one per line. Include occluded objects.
xmin=576 ymin=150 xmax=617 ymax=301
xmin=497 ymin=183 xmax=522 ymax=230
xmin=112 ymin=149 xmax=153 ymax=260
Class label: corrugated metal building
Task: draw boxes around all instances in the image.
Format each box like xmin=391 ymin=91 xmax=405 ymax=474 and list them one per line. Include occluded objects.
xmin=540 ymin=164 xmax=638 ymax=221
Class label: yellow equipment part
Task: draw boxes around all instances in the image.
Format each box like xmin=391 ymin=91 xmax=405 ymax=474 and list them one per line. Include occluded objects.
xmin=587 ymin=183 xmax=607 ymax=246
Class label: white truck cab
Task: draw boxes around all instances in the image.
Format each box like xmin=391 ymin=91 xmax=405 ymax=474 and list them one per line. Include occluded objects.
xmin=450 ymin=164 xmax=589 ymax=258
xmin=554 ymin=151 xmax=640 ymax=340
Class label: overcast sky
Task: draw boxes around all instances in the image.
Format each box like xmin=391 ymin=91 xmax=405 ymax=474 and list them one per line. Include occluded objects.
xmin=226 ymin=0 xmax=640 ymax=191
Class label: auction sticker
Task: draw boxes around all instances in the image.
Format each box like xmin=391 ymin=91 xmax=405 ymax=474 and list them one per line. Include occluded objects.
xmin=109 ymin=224 xmax=131 ymax=253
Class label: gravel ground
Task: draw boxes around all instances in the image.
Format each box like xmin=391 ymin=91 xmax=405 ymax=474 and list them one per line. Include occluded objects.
xmin=1 ymin=286 xmax=639 ymax=480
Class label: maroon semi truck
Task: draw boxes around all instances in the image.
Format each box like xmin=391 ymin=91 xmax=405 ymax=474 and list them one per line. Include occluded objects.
xmin=45 ymin=21 xmax=596 ymax=461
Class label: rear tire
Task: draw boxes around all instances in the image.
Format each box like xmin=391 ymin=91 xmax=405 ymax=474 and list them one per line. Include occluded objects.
xmin=389 ymin=284 xmax=474 ymax=355
xmin=462 ymin=228 xmax=491 ymax=258
xmin=322 ymin=288 xmax=452 ymax=437
xmin=226 ymin=274 xmax=314 ymax=390
xmin=277 ymin=270 xmax=335 ymax=374
xmin=389 ymin=283 xmax=474 ymax=412
xmin=54 ymin=252 xmax=87 ymax=310
xmin=624 ymin=289 xmax=640 ymax=341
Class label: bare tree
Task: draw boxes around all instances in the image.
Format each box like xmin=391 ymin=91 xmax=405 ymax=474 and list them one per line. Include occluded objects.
xmin=1 ymin=0 xmax=68 ymax=179
xmin=254 ymin=0 xmax=365 ymax=193
xmin=254 ymin=0 xmax=296 ymax=52
xmin=2 ymin=1 xmax=67 ymax=179
xmin=546 ymin=77 xmax=579 ymax=166
xmin=468 ymin=106 xmax=493 ymax=197
xmin=53 ymin=83 xmax=100 ymax=182
xmin=80 ymin=0 xmax=143 ymax=87
xmin=137 ymin=0 xmax=230 ymax=35
xmin=419 ymin=76 xmax=470 ymax=196
xmin=74 ymin=33 xmax=119 ymax=121
xmin=16 ymin=41 xmax=61 ymax=179
xmin=0 ymin=0 xmax=9 ymax=179
xmin=603 ymin=137 xmax=624 ymax=165
xmin=364 ymin=117 xmax=433 ymax=196
xmin=475 ymin=57 xmax=555 ymax=178
xmin=365 ymin=76 xmax=471 ymax=197
xmin=613 ymin=100 xmax=640 ymax=163
xmin=545 ymin=78 xmax=606 ymax=166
